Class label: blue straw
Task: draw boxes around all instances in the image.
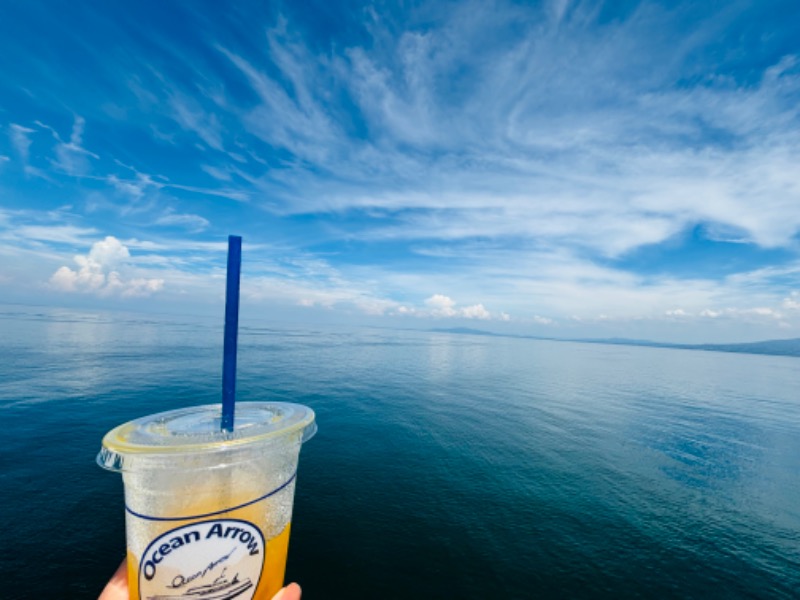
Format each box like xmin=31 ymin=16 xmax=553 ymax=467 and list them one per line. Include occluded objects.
xmin=221 ymin=235 xmax=242 ymax=432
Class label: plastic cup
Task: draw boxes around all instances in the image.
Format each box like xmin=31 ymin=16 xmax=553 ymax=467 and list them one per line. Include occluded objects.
xmin=98 ymin=402 xmax=316 ymax=600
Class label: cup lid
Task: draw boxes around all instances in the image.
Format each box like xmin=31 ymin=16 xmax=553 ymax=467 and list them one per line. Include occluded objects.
xmin=98 ymin=402 xmax=316 ymax=471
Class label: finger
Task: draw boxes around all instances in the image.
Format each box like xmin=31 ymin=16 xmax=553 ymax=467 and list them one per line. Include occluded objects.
xmin=272 ymin=582 xmax=302 ymax=600
xmin=98 ymin=558 xmax=128 ymax=600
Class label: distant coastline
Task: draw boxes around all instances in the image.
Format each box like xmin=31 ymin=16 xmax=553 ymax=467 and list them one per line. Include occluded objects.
xmin=429 ymin=327 xmax=800 ymax=359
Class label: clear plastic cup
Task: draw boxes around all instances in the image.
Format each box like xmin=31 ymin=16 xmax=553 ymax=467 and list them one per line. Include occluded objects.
xmin=98 ymin=402 xmax=316 ymax=600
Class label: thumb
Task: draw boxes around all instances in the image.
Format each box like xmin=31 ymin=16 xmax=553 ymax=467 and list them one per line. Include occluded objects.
xmin=272 ymin=582 xmax=302 ymax=600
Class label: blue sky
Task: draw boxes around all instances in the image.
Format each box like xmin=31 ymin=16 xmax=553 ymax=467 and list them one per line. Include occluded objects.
xmin=1 ymin=0 xmax=799 ymax=343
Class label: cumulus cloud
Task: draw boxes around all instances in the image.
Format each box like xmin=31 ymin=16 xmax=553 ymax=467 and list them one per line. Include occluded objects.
xmin=461 ymin=303 xmax=490 ymax=319
xmin=425 ymin=293 xmax=458 ymax=317
xmin=49 ymin=236 xmax=164 ymax=297
xmin=423 ymin=294 xmax=497 ymax=320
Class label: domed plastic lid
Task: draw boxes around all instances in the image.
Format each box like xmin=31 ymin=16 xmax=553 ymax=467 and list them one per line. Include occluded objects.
xmin=98 ymin=402 xmax=316 ymax=471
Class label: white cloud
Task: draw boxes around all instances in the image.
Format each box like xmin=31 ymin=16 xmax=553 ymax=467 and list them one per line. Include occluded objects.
xmin=8 ymin=123 xmax=49 ymax=178
xmin=169 ymin=93 xmax=224 ymax=151
xmin=244 ymin=273 xmax=401 ymax=317
xmin=16 ymin=225 xmax=99 ymax=244
xmin=217 ymin=28 xmax=341 ymax=165
xmin=742 ymin=307 xmax=783 ymax=320
xmin=199 ymin=4 xmax=800 ymax=263
xmin=35 ymin=116 xmax=99 ymax=176
xmin=9 ymin=123 xmax=34 ymax=163
xmin=162 ymin=182 xmax=249 ymax=202
xmin=694 ymin=307 xmax=784 ymax=321
xmin=107 ymin=173 xmax=161 ymax=200
xmin=154 ymin=210 xmax=210 ymax=232
xmin=423 ymin=294 xmax=497 ymax=320
xmin=201 ymin=164 xmax=232 ymax=181
xmin=54 ymin=116 xmax=98 ymax=175
xmin=425 ymin=293 xmax=458 ymax=317
xmin=782 ymin=293 xmax=800 ymax=310
xmin=120 ymin=238 xmax=231 ymax=253
xmin=461 ymin=303 xmax=490 ymax=319
xmin=49 ymin=236 xmax=164 ymax=297
xmin=3 ymin=4 xmax=800 ymax=343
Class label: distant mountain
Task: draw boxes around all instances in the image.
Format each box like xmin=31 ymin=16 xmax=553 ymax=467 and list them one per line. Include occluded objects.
xmin=688 ymin=338 xmax=800 ymax=357
xmin=428 ymin=327 xmax=800 ymax=358
xmin=576 ymin=337 xmax=667 ymax=347
xmin=430 ymin=327 xmax=504 ymax=337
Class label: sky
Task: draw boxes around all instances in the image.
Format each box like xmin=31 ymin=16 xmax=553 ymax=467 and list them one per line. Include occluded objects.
xmin=1 ymin=0 xmax=799 ymax=343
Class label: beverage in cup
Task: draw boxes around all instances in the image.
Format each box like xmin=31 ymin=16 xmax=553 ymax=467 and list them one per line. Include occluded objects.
xmin=98 ymin=401 xmax=316 ymax=600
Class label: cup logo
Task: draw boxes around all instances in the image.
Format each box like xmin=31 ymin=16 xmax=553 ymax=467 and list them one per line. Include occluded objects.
xmin=138 ymin=519 xmax=265 ymax=600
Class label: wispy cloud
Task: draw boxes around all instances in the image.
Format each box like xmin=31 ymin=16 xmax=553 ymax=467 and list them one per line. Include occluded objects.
xmin=201 ymin=164 xmax=232 ymax=181
xmin=155 ymin=209 xmax=210 ymax=232
xmin=9 ymin=123 xmax=34 ymax=162
xmin=189 ymin=1 xmax=800 ymax=265
xmin=16 ymin=224 xmax=100 ymax=245
xmin=106 ymin=173 xmax=161 ymax=201
xmin=35 ymin=116 xmax=99 ymax=175
xmin=8 ymin=123 xmax=49 ymax=178
xmin=168 ymin=93 xmax=225 ymax=151
xmin=217 ymin=26 xmax=342 ymax=165
xmin=2 ymin=0 xmax=799 ymax=342
xmin=162 ymin=182 xmax=249 ymax=202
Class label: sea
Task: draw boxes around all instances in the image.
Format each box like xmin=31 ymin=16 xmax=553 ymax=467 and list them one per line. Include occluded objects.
xmin=1 ymin=305 xmax=799 ymax=599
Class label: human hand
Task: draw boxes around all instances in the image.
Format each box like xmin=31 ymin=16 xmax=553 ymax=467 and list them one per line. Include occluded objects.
xmin=98 ymin=559 xmax=302 ymax=600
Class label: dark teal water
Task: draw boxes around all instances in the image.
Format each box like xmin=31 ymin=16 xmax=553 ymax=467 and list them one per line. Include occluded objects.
xmin=1 ymin=306 xmax=799 ymax=599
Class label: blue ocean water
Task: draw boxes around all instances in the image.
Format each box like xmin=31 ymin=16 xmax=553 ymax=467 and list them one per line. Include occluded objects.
xmin=1 ymin=305 xmax=799 ymax=599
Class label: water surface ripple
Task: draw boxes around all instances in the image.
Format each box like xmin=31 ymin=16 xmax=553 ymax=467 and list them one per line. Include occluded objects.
xmin=1 ymin=307 xmax=798 ymax=598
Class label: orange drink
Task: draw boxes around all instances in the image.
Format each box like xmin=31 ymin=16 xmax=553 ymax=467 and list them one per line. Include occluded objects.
xmin=98 ymin=402 xmax=316 ymax=600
